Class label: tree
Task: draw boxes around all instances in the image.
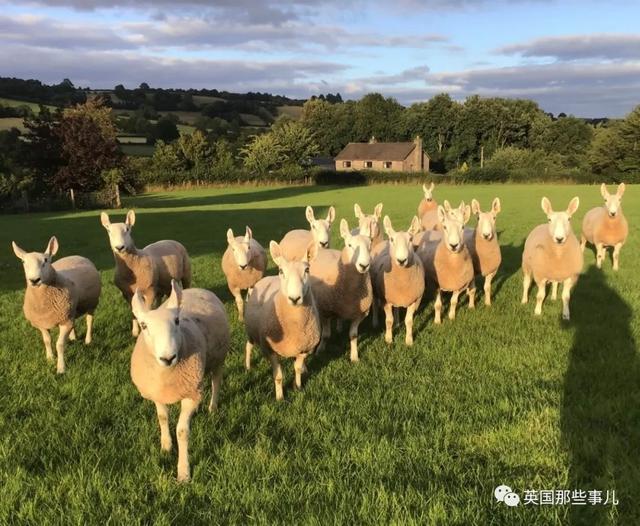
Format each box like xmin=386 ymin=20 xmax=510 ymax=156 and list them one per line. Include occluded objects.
xmin=588 ymin=125 xmax=624 ymax=180
xmin=616 ymin=105 xmax=640 ymax=178
xmin=240 ymin=133 xmax=283 ymax=175
xmin=533 ymin=116 xmax=593 ymax=166
xmin=153 ymin=115 xmax=180 ymax=143
xmin=354 ymin=93 xmax=403 ymax=142
xmin=272 ymin=121 xmax=319 ymax=166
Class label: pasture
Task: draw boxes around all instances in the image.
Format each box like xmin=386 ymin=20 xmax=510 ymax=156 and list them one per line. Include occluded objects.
xmin=0 ymin=183 xmax=638 ymax=524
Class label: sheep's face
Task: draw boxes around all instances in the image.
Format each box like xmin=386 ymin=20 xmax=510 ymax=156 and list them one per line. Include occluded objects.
xmin=12 ymin=236 xmax=58 ymax=287
xmin=354 ymin=202 xmax=383 ymax=242
xmin=541 ymin=197 xmax=579 ymax=245
xmin=132 ymin=280 xmax=183 ymax=368
xmin=227 ymin=227 xmax=253 ymax=270
xmin=442 ymin=199 xmax=466 ymax=223
xmin=306 ymin=205 xmax=335 ymax=249
xmin=472 ymin=198 xmax=501 ymax=241
xmin=339 ymin=219 xmax=371 ymax=274
xmin=270 ymin=240 xmax=316 ymax=306
xmin=100 ymin=210 xmax=136 ymax=254
xmin=422 ymin=182 xmax=435 ymax=202
xmin=438 ymin=204 xmax=470 ymax=253
xmin=383 ymin=215 xmax=420 ymax=268
xmin=601 ymin=183 xmax=625 ymax=218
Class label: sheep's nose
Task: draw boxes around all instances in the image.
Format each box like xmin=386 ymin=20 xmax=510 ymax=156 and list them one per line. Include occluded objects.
xmin=555 ymin=236 xmax=565 ymax=244
xmin=239 ymin=264 xmax=248 ymax=270
xmin=358 ymin=263 xmax=369 ymax=272
xmin=483 ymin=233 xmax=492 ymax=240
xmin=449 ymin=243 xmax=459 ymax=251
xmin=159 ymin=354 xmax=177 ymax=367
xmin=320 ymin=241 xmax=329 ymax=248
xmin=289 ymin=295 xmax=302 ymax=305
xmin=397 ymin=257 xmax=407 ymax=266
xmin=29 ymin=278 xmax=41 ymax=286
xmin=115 ymin=245 xmax=125 ymax=252
xmin=609 ymin=211 xmax=617 ymax=217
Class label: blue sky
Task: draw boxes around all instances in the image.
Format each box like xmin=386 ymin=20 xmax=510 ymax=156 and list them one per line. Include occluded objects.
xmin=1 ymin=0 xmax=639 ymax=116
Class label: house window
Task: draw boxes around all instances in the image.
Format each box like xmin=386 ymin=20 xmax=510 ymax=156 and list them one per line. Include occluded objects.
xmin=342 ymin=161 xmax=351 ymax=168
xmin=365 ymin=161 xmax=373 ymax=168
xmin=383 ymin=161 xmax=392 ymax=169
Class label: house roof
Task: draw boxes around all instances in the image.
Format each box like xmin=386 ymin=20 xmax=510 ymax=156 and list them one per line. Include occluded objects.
xmin=335 ymin=142 xmax=418 ymax=161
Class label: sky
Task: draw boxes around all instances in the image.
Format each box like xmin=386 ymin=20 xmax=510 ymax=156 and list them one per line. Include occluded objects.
xmin=1 ymin=0 xmax=639 ymax=117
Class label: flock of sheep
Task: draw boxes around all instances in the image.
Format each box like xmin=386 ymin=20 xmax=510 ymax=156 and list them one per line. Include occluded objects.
xmin=10 ymin=182 xmax=628 ymax=482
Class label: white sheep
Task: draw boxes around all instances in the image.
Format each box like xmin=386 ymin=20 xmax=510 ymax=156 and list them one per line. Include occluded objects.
xmin=417 ymin=182 xmax=438 ymax=218
xmin=244 ymin=241 xmax=321 ymax=400
xmin=130 ymin=280 xmax=230 ymax=482
xmin=12 ymin=236 xmax=101 ymax=374
xmin=581 ymin=183 xmax=628 ymax=271
xmin=414 ymin=199 xmax=464 ymax=246
xmin=353 ymin=203 xmax=385 ymax=254
xmin=417 ymin=203 xmax=475 ymax=324
xmin=464 ymin=198 xmax=502 ymax=306
xmin=221 ymin=226 xmax=267 ymax=321
xmin=100 ymin=210 xmax=191 ymax=336
xmin=309 ymin=219 xmax=373 ymax=362
xmin=279 ymin=205 xmax=335 ymax=261
xmin=370 ymin=216 xmax=425 ymax=345
xmin=522 ymin=197 xmax=583 ymax=320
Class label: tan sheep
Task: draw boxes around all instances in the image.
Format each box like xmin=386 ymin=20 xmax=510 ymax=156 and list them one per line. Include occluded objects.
xmin=12 ymin=236 xmax=101 ymax=374
xmin=130 ymin=280 xmax=229 ymax=482
xmin=522 ymin=197 xmax=583 ymax=320
xmin=279 ymin=205 xmax=336 ymax=261
xmin=370 ymin=216 xmax=425 ymax=345
xmin=417 ymin=182 xmax=438 ymax=218
xmin=581 ymin=183 xmax=628 ymax=271
xmin=464 ymin=198 xmax=502 ymax=306
xmin=244 ymin=241 xmax=321 ymax=400
xmin=353 ymin=203 xmax=385 ymax=254
xmin=100 ymin=210 xmax=191 ymax=336
xmin=310 ymin=219 xmax=373 ymax=362
xmin=417 ymin=204 xmax=475 ymax=324
xmin=415 ymin=199 xmax=464 ymax=246
xmin=221 ymin=226 xmax=267 ymax=321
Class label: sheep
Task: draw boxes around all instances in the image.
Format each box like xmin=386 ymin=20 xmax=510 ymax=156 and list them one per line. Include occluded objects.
xmin=370 ymin=216 xmax=425 ymax=345
xmin=12 ymin=236 xmax=101 ymax=374
xmin=244 ymin=241 xmax=321 ymax=400
xmin=279 ymin=205 xmax=336 ymax=261
xmin=221 ymin=226 xmax=267 ymax=321
xmin=417 ymin=204 xmax=475 ymax=324
xmin=353 ymin=203 xmax=385 ymax=254
xmin=464 ymin=198 xmax=502 ymax=306
xmin=414 ymin=199 xmax=465 ymax=247
xmin=309 ymin=219 xmax=373 ymax=362
xmin=417 ymin=182 xmax=437 ymax=218
xmin=521 ymin=197 xmax=583 ymax=320
xmin=581 ymin=183 xmax=628 ymax=271
xmin=130 ymin=280 xmax=229 ymax=482
xmin=100 ymin=210 xmax=191 ymax=336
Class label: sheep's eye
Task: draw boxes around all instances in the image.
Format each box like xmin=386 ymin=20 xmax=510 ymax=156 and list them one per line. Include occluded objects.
xmin=174 ymin=318 xmax=180 ymax=326
xmin=140 ymin=322 xmax=147 ymax=330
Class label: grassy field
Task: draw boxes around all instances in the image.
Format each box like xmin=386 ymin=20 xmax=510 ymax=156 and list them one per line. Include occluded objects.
xmin=0 ymin=97 xmax=56 ymax=113
xmin=0 ymin=183 xmax=638 ymax=524
xmin=0 ymin=117 xmax=26 ymax=132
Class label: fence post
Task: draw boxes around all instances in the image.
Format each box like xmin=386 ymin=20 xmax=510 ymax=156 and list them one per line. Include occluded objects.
xmin=69 ymin=188 xmax=76 ymax=209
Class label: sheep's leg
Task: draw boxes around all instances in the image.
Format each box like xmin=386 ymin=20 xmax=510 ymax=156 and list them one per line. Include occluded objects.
xmin=349 ymin=316 xmax=365 ymax=362
xmin=434 ymin=290 xmax=443 ymax=325
xmin=132 ymin=317 xmax=140 ymax=337
xmin=613 ymin=243 xmax=622 ymax=271
xmin=245 ymin=341 xmax=253 ymax=371
xmin=467 ymin=283 xmax=476 ymax=309
xmin=209 ymin=365 xmax=223 ymax=413
xmin=232 ymin=289 xmax=244 ymax=321
xmin=595 ymin=243 xmax=605 ymax=269
xmin=155 ymin=402 xmax=172 ymax=452
xmin=84 ymin=313 xmax=94 ymax=345
xmin=55 ymin=322 xmax=73 ymax=374
xmin=40 ymin=328 xmax=54 ymax=362
xmin=534 ymin=279 xmax=547 ymax=316
xmin=561 ymin=277 xmax=574 ymax=321
xmin=448 ymin=291 xmax=460 ymax=320
xmin=551 ymin=281 xmax=558 ymax=301
xmin=269 ymin=353 xmax=284 ymax=401
xmin=336 ymin=319 xmax=344 ymax=333
xmin=294 ymin=354 xmax=306 ymax=390
xmin=176 ymin=398 xmax=199 ymax=482
xmin=405 ymin=297 xmax=421 ymax=346
xmin=393 ymin=307 xmax=400 ymax=328
xmin=521 ymin=272 xmax=532 ymax=304
xmin=371 ymin=299 xmax=380 ymax=328
xmin=383 ymin=303 xmax=394 ymax=344
xmin=484 ymin=271 xmax=496 ymax=306
xmin=580 ymin=234 xmax=587 ymax=253
xmin=323 ymin=317 xmax=332 ymax=339
xmin=69 ymin=327 xmax=77 ymax=341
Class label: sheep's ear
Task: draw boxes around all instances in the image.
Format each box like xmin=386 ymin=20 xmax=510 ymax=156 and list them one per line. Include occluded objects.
xmin=100 ymin=212 xmax=111 ymax=229
xmin=226 ymin=228 xmax=235 ymax=245
xmin=600 ymin=183 xmax=609 ymax=199
xmin=339 ymin=218 xmax=350 ymax=240
xmin=374 ymin=203 xmax=383 ymax=218
xmin=567 ymin=197 xmax=580 ymax=217
xmin=45 ymin=236 xmax=59 ymax=257
xmin=462 ymin=205 xmax=472 ymax=225
xmin=492 ymin=197 xmax=501 ymax=215
xmin=354 ymin=203 xmax=363 ymax=219
xmin=167 ymin=279 xmax=183 ymax=310
xmin=408 ymin=216 xmax=421 ymax=236
xmin=383 ymin=215 xmax=393 ymax=236
xmin=437 ymin=205 xmax=446 ymax=224
xmin=429 ymin=182 xmax=435 ymax=193
xmin=12 ymin=241 xmax=26 ymax=260
xmin=458 ymin=200 xmax=466 ymax=213
xmin=131 ymin=289 xmax=148 ymax=318
xmin=617 ymin=183 xmax=626 ymax=198
xmin=443 ymin=200 xmax=452 ymax=212
xmin=305 ymin=206 xmax=315 ymax=224
xmin=245 ymin=226 xmax=253 ymax=241
xmin=541 ymin=197 xmax=553 ymax=216
xmin=125 ymin=210 xmax=136 ymax=227
xmin=422 ymin=183 xmax=430 ymax=197
xmin=471 ymin=199 xmax=481 ymax=215
xmin=269 ymin=241 xmax=283 ymax=266
xmin=326 ymin=206 xmax=336 ymax=223
xmin=306 ymin=241 xmax=318 ymax=263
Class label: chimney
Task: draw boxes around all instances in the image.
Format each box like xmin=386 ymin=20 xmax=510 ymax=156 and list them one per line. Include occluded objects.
xmin=413 ymin=135 xmax=423 ymax=172
xmin=369 ymin=136 xmax=377 ymax=144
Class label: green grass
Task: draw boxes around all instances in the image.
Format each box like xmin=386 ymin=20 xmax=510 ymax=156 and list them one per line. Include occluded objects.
xmin=0 ymin=183 xmax=638 ymax=524
xmin=0 ymin=97 xmax=56 ymax=113
xmin=0 ymin=117 xmax=26 ymax=132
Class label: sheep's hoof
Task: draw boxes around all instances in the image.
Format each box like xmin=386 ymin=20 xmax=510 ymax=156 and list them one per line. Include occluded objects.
xmin=84 ymin=337 xmax=92 ymax=345
xmin=405 ymin=337 xmax=414 ymax=346
xmin=56 ymin=367 xmax=65 ymax=375
xmin=350 ymin=356 xmax=359 ymax=363
xmin=177 ymin=471 xmax=191 ymax=483
xmin=521 ymin=298 xmax=528 ymax=305
xmin=484 ymin=300 xmax=491 ymax=307
xmin=161 ymin=440 xmax=172 ymax=452
xmin=534 ymin=309 xmax=542 ymax=316
xmin=562 ymin=312 xmax=570 ymax=321
xmin=46 ymin=354 xmax=54 ymax=362
xmin=384 ymin=333 xmax=393 ymax=344
xmin=434 ymin=318 xmax=441 ymax=325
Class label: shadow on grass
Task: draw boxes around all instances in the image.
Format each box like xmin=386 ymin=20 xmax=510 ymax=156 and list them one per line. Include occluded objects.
xmin=561 ymin=266 xmax=640 ymax=524
xmin=491 ymin=240 xmax=524 ymax=301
